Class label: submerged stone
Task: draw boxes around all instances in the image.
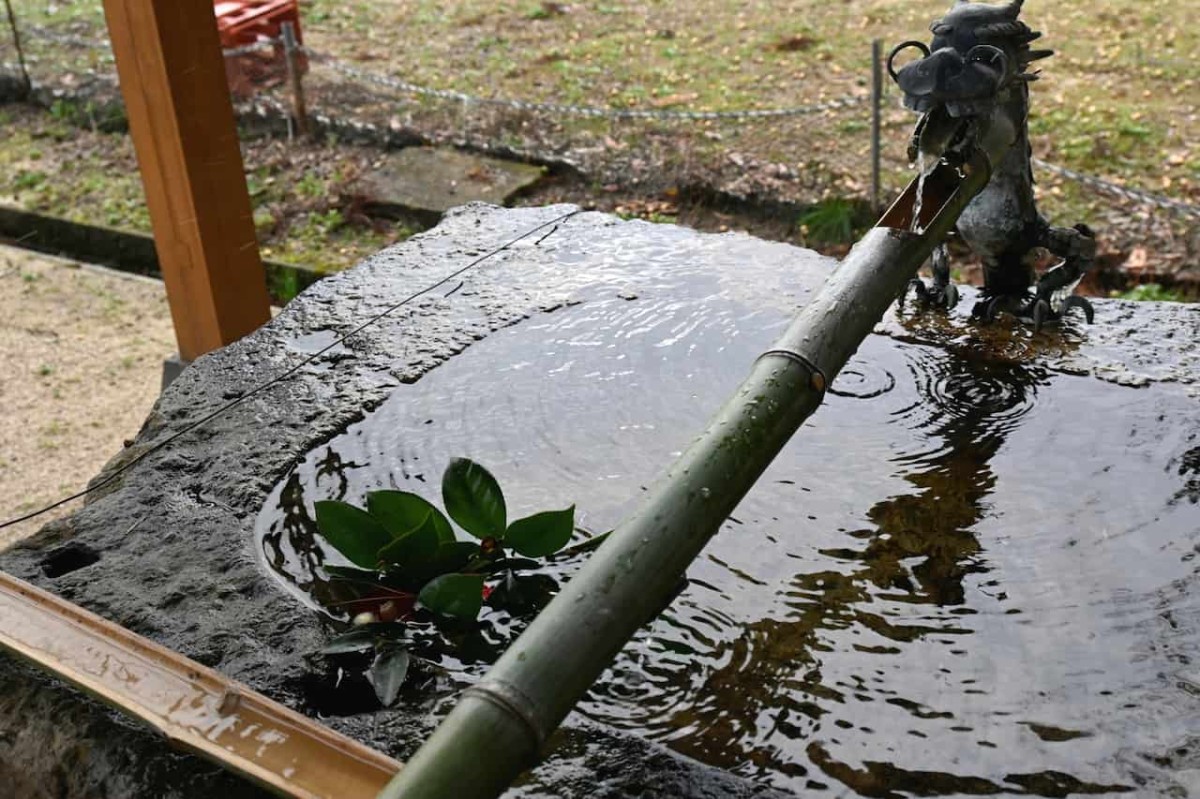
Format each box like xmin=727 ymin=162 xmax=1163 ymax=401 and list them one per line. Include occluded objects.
xmin=1 ymin=204 xmax=1197 ymax=797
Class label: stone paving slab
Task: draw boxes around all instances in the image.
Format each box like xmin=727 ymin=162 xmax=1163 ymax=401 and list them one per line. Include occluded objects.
xmin=349 ymin=147 xmax=545 ymax=222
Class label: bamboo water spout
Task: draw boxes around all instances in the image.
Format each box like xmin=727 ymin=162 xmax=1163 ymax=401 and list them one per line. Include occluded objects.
xmin=379 ymin=117 xmax=1016 ymax=799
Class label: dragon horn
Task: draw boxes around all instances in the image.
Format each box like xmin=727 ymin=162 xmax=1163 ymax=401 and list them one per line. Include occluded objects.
xmin=1003 ymin=0 xmax=1025 ymax=16
xmin=1020 ymin=49 xmax=1055 ymax=64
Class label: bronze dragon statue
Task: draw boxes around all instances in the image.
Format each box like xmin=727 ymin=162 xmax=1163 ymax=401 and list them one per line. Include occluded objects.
xmin=890 ymin=0 xmax=1095 ymax=329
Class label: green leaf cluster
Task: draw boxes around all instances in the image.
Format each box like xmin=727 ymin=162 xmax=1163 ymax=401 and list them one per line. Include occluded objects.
xmin=312 ymin=458 xmax=577 ymax=707
xmin=798 ymin=198 xmax=866 ymax=246
xmin=1116 ymin=282 xmax=1186 ymax=303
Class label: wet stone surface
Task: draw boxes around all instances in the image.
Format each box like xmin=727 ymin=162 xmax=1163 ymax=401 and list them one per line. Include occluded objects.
xmin=3 ymin=204 xmax=1199 ymax=797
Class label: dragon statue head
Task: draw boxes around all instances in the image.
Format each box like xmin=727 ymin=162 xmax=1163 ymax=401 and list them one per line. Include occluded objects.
xmin=888 ymin=0 xmax=1051 ymax=118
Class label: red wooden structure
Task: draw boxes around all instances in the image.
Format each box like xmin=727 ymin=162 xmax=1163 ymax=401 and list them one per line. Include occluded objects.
xmin=214 ymin=0 xmax=306 ymax=97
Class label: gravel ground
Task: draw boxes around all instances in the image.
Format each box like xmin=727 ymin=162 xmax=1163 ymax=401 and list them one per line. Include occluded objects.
xmin=0 ymin=245 xmax=175 ymax=549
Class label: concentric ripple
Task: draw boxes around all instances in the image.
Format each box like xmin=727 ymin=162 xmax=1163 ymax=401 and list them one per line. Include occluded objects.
xmin=829 ymin=358 xmax=897 ymax=399
xmin=896 ymin=347 xmax=1043 ymax=429
xmin=256 ymin=269 xmax=1198 ymax=797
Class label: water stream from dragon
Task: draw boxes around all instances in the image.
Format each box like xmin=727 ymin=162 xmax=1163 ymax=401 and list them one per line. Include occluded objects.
xmin=256 ymin=269 xmax=1198 ymax=795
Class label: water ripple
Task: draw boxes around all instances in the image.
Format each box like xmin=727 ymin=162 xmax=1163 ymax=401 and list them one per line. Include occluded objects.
xmin=255 ymin=277 xmax=1198 ymax=796
xmin=830 ymin=359 xmax=897 ymax=399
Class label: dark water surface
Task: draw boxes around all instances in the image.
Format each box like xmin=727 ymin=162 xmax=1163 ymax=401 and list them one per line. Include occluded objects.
xmin=257 ymin=257 xmax=1198 ymax=795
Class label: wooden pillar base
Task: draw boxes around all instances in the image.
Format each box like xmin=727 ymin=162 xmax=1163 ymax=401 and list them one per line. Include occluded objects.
xmin=102 ymin=0 xmax=270 ymax=362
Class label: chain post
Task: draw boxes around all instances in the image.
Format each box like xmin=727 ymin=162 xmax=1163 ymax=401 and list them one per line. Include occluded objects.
xmin=281 ymin=22 xmax=309 ymax=137
xmin=2 ymin=0 xmax=31 ymax=95
xmin=871 ymin=39 xmax=883 ymax=213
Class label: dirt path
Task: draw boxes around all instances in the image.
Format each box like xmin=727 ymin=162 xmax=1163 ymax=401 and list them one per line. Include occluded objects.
xmin=0 ymin=245 xmax=175 ymax=549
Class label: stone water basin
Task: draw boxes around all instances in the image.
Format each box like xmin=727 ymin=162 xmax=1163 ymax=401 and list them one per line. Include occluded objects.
xmin=256 ymin=208 xmax=1200 ymax=796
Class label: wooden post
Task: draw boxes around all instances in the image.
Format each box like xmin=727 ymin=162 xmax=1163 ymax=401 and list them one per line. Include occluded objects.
xmin=870 ymin=39 xmax=883 ymax=213
xmin=281 ymin=22 xmax=310 ymax=137
xmin=101 ymin=0 xmax=270 ymax=363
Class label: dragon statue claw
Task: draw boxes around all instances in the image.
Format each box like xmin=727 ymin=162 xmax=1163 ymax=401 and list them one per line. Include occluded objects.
xmin=904 ymin=242 xmax=960 ymax=311
xmin=890 ymin=0 xmax=1096 ymax=331
xmin=906 ymin=278 xmax=960 ymax=311
xmin=972 ymin=291 xmax=1094 ymax=332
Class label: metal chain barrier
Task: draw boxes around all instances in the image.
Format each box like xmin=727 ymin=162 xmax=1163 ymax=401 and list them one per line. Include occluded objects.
xmin=1033 ymin=158 xmax=1200 ymax=220
xmin=222 ymin=38 xmax=283 ymax=58
xmin=308 ymin=50 xmax=866 ymax=122
xmin=10 ymin=22 xmax=1199 ymax=221
xmin=21 ymin=24 xmax=108 ymax=51
xmin=24 ymin=23 xmax=280 ymax=58
xmin=16 ymin=24 xmax=866 ymax=119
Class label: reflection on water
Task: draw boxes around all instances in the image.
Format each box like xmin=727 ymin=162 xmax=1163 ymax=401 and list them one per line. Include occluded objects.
xmin=256 ymin=280 xmax=1198 ymax=796
xmin=261 ymin=470 xmax=327 ymax=607
xmin=584 ymin=348 xmax=1055 ymax=790
xmin=862 ymin=350 xmax=1044 ymax=608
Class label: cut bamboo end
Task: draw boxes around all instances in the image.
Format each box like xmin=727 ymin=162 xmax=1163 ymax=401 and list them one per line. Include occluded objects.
xmin=0 ymin=570 xmax=400 ymax=799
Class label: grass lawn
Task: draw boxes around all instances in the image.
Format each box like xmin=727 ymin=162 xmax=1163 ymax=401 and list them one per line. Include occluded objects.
xmin=0 ymin=104 xmax=414 ymax=276
xmin=304 ymin=1 xmax=1196 ymax=194
xmin=2 ymin=0 xmax=1196 ymax=292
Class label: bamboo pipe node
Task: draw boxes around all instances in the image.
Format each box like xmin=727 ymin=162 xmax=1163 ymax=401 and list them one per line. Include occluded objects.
xmin=755 ymin=349 xmax=827 ymax=394
xmin=463 ymin=679 xmax=547 ymax=748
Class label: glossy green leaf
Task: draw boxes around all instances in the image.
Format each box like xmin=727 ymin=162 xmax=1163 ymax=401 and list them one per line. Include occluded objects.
xmin=314 ymin=500 xmax=392 ymax=569
xmin=504 ymin=506 xmax=576 ymax=557
xmin=319 ymin=628 xmax=377 ymax=655
xmin=553 ymin=530 xmax=611 ymax=559
xmin=467 ymin=556 xmax=538 ymax=576
xmin=366 ymin=490 xmax=454 ymax=543
xmin=399 ymin=541 xmax=483 ymax=590
xmin=418 ymin=573 xmax=485 ymax=620
xmin=502 ymin=558 xmax=543 ymax=572
xmin=442 ymin=458 xmax=506 ymax=539
xmin=430 ymin=541 xmax=482 ymax=573
xmin=487 ymin=572 xmax=559 ymax=617
xmin=376 ymin=512 xmax=441 ymax=568
xmin=369 ymin=647 xmax=410 ymax=707
xmin=323 ymin=565 xmax=383 ymax=582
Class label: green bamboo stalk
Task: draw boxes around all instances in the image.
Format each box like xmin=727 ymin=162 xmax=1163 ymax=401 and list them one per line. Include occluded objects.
xmin=380 ymin=122 xmax=1015 ymax=799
